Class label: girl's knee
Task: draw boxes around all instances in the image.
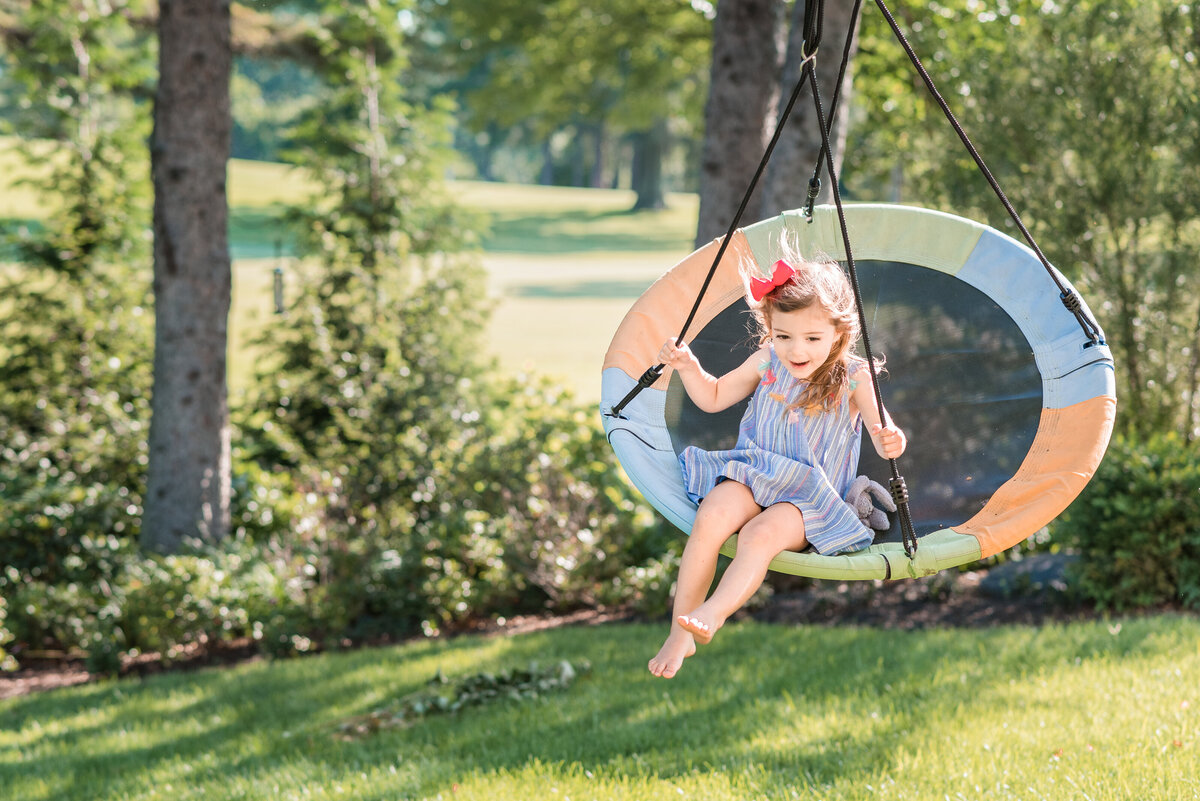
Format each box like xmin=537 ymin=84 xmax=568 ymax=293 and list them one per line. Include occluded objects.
xmin=738 ymin=512 xmax=805 ymax=554
xmin=693 ymin=489 xmax=758 ymax=538
xmin=691 ymin=507 xmax=744 ymax=545
xmin=736 ymin=519 xmax=783 ymax=554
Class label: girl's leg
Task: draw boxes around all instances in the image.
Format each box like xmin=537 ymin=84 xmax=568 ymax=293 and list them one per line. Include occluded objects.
xmin=677 ymin=502 xmax=807 ymax=644
xmin=648 ymin=481 xmax=760 ymax=678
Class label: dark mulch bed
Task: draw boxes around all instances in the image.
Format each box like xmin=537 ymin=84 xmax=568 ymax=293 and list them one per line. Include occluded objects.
xmin=749 ymin=568 xmax=1097 ymax=630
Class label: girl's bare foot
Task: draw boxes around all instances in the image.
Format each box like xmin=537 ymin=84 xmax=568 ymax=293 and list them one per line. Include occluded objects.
xmin=676 ymin=608 xmax=723 ymax=644
xmin=648 ymin=630 xmax=696 ymax=678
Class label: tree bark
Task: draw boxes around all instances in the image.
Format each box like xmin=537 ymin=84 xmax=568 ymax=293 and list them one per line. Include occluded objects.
xmin=694 ymin=0 xmax=786 ymax=246
xmin=631 ymin=118 xmax=669 ymax=210
xmin=540 ymin=137 xmax=555 ymax=185
xmin=759 ymin=0 xmax=860 ymax=216
xmin=142 ymin=0 xmax=233 ymax=553
xmin=591 ymin=120 xmax=607 ymax=189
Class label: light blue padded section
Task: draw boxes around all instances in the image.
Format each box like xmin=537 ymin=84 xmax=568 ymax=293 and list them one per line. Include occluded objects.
xmin=957 ymin=227 xmax=1113 ymax=408
xmin=601 ymin=367 xmax=697 ymax=534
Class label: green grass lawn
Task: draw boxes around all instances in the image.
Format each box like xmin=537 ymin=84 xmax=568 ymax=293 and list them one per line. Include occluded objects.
xmin=1 ymin=138 xmax=695 ymax=403
xmin=2 ymin=617 xmax=1198 ymax=801
xmin=224 ymin=176 xmax=697 ymax=401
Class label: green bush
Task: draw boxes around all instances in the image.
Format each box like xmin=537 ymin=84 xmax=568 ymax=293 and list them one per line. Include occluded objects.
xmin=4 ymin=535 xmax=326 ymax=673
xmin=0 ymin=593 xmax=14 ymax=671
xmin=1054 ymin=432 xmax=1200 ymax=610
xmin=414 ymin=377 xmax=672 ymax=633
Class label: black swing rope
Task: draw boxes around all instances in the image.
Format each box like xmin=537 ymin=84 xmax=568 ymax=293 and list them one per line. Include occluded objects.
xmin=806 ymin=26 xmax=918 ymax=558
xmin=606 ymin=0 xmax=830 ymax=421
xmin=871 ymin=0 xmax=1104 ymax=346
xmin=804 ymin=0 xmax=867 ymax=219
xmin=605 ymin=0 xmax=922 ymax=558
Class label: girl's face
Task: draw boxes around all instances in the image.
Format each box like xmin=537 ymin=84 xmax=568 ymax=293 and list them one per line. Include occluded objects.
xmin=769 ymin=305 xmax=841 ymax=380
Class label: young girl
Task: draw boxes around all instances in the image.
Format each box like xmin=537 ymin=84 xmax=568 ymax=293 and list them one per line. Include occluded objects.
xmin=648 ymin=255 xmax=907 ymax=679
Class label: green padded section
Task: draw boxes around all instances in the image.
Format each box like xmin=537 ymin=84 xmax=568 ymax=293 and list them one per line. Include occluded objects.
xmin=740 ymin=204 xmax=985 ymax=278
xmin=718 ymin=528 xmax=983 ymax=581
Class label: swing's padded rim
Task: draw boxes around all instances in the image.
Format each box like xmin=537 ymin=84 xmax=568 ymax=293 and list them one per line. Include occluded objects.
xmin=959 ymin=395 xmax=1116 ymax=557
xmin=601 ymin=203 xmax=1116 ymax=580
xmin=602 ymin=233 xmax=754 ymax=390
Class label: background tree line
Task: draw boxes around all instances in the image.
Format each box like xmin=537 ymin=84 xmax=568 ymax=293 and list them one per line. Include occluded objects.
xmin=0 ymin=0 xmax=1197 ymax=674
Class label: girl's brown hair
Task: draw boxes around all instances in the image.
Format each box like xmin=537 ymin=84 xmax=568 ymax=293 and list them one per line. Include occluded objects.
xmin=746 ymin=245 xmax=874 ymax=415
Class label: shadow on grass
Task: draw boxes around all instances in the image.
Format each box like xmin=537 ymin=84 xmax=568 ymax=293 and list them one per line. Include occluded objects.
xmin=1 ymin=618 xmax=1188 ymax=800
xmin=0 ymin=209 xmax=297 ymax=263
xmin=372 ymin=620 xmax=1181 ymax=795
xmin=507 ymin=279 xmax=655 ymax=300
xmin=484 ymin=208 xmax=693 ymax=254
xmin=228 ymin=206 xmax=297 ymax=260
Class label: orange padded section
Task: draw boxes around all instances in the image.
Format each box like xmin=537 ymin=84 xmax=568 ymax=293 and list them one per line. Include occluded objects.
xmin=603 ymin=233 xmax=753 ymax=390
xmin=957 ymin=394 xmax=1117 ymax=557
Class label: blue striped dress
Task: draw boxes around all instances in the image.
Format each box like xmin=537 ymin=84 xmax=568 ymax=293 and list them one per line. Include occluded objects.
xmin=680 ymin=347 xmax=873 ymax=555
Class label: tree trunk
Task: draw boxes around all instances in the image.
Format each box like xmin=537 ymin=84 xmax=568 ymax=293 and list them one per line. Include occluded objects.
xmin=631 ymin=118 xmax=669 ymax=210
xmin=694 ymin=0 xmax=786 ymax=246
xmin=591 ymin=120 xmax=607 ymax=189
xmin=759 ymin=0 xmax=860 ymax=216
xmin=540 ymin=138 xmax=555 ymax=185
xmin=142 ymin=0 xmax=233 ymax=553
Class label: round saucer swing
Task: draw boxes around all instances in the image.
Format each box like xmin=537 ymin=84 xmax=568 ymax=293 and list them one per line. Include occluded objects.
xmin=599 ymin=0 xmax=1116 ymax=581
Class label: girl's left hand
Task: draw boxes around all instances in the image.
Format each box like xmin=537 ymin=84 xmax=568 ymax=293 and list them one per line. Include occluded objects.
xmin=869 ymin=423 xmax=907 ymax=459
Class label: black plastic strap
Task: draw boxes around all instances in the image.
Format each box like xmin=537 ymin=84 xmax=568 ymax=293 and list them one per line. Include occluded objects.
xmin=874 ymin=0 xmax=1104 ymax=348
xmin=803 ymin=176 xmax=822 ymax=219
xmin=607 ymin=364 xmax=664 ymax=419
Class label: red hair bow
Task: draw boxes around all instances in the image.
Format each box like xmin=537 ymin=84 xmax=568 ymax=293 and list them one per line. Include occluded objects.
xmin=749 ymin=259 xmax=797 ymax=302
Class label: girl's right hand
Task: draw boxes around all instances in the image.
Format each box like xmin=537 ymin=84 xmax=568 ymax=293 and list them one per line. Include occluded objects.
xmin=658 ymin=339 xmax=699 ymax=372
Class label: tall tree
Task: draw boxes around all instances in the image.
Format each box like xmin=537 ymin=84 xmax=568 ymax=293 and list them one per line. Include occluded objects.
xmin=425 ymin=0 xmax=710 ymax=206
xmin=759 ymin=0 xmax=860 ymax=216
xmin=142 ymin=0 xmax=234 ymax=552
xmin=693 ymin=0 xmax=786 ymax=246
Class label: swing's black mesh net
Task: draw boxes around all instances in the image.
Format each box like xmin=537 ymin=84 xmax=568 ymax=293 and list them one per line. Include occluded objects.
xmin=664 ymin=260 xmax=1043 ymax=544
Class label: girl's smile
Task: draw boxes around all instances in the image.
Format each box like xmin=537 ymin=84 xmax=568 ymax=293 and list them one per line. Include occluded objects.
xmin=769 ymin=305 xmax=840 ymax=380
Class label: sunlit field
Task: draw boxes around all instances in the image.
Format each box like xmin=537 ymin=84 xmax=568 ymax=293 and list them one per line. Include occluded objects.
xmin=1 ymin=140 xmax=696 ymax=404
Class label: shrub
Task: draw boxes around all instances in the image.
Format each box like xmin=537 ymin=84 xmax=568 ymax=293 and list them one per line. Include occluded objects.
xmin=4 ymin=534 xmax=329 ymax=673
xmin=0 ymin=593 xmax=14 ymax=671
xmin=1054 ymin=432 xmax=1200 ymax=610
xmin=415 ymin=377 xmax=672 ymax=633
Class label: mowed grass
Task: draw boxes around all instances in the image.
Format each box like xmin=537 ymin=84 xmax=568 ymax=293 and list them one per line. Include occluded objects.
xmin=1 ymin=139 xmax=694 ymax=402
xmin=224 ymin=179 xmax=695 ymax=399
xmin=2 ymin=617 xmax=1198 ymax=801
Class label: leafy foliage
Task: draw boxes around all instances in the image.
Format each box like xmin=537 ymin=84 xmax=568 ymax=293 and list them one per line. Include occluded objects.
xmin=852 ymin=0 xmax=1200 ymax=440
xmin=1054 ymin=433 xmax=1200 ymax=610
xmin=336 ymin=659 xmax=591 ymax=737
xmin=239 ymin=0 xmax=667 ymax=645
xmin=0 ymin=593 xmax=14 ymax=672
xmin=0 ymin=0 xmax=154 ymax=594
xmin=5 ymin=534 xmax=332 ymax=673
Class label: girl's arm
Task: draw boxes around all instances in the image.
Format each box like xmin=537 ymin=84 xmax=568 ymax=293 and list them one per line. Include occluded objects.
xmin=658 ymin=340 xmax=766 ymax=413
xmin=849 ymin=369 xmax=908 ymax=459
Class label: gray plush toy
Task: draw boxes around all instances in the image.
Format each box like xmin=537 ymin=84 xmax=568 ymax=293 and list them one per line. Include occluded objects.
xmin=844 ymin=475 xmax=896 ymax=531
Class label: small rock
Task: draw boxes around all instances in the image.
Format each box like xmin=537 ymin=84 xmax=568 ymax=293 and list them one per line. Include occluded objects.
xmin=979 ymin=552 xmax=1078 ymax=599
